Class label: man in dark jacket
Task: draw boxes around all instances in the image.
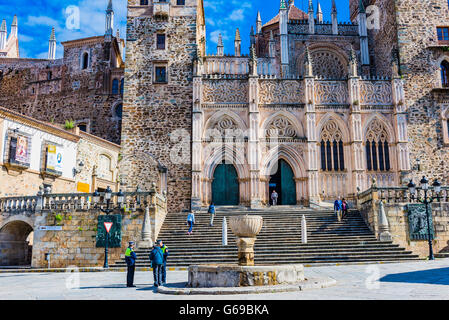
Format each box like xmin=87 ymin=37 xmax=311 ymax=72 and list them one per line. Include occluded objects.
xmin=157 ymin=240 xmax=169 ymax=285
xmin=149 ymin=242 xmax=164 ymax=287
xmin=125 ymin=241 xmax=137 ymax=287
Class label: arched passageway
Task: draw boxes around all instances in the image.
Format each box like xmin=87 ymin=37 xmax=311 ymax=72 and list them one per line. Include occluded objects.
xmin=269 ymin=159 xmax=297 ymax=205
xmin=0 ymin=220 xmax=33 ymax=266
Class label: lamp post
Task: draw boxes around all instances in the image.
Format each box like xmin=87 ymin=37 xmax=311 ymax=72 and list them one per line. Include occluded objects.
xmin=93 ymin=186 xmax=124 ymax=269
xmin=407 ymin=176 xmax=441 ymax=261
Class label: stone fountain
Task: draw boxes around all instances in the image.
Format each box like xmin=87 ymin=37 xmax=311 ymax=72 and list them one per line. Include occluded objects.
xmin=187 ymin=214 xmax=306 ymax=288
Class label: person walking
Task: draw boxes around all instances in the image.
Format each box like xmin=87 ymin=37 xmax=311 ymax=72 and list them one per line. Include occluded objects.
xmin=157 ymin=239 xmax=169 ymax=285
xmin=334 ymin=197 xmax=343 ymax=222
xmin=187 ymin=211 xmax=195 ymax=235
xmin=342 ymin=198 xmax=349 ymax=219
xmin=124 ymin=241 xmax=137 ymax=287
xmin=271 ymin=190 xmax=279 ymax=206
xmin=149 ymin=242 xmax=164 ymax=287
xmin=208 ymin=203 xmax=216 ymax=227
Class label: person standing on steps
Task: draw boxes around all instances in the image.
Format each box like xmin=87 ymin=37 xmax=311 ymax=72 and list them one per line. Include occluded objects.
xmin=149 ymin=241 xmax=164 ymax=287
xmin=187 ymin=211 xmax=196 ymax=235
xmin=124 ymin=241 xmax=137 ymax=287
xmin=208 ymin=203 xmax=216 ymax=227
xmin=157 ymin=239 xmax=169 ymax=285
xmin=334 ymin=196 xmax=343 ymax=222
xmin=271 ymin=190 xmax=279 ymax=206
xmin=342 ymin=198 xmax=349 ymax=220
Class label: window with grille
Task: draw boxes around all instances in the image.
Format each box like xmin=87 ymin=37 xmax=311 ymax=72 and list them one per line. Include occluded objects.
xmin=365 ymin=119 xmax=391 ymax=172
xmin=157 ymin=34 xmax=166 ymax=50
xmin=320 ymin=120 xmax=345 ymax=171
xmin=140 ymin=0 xmax=148 ymax=5
xmin=155 ymin=66 xmax=167 ymax=83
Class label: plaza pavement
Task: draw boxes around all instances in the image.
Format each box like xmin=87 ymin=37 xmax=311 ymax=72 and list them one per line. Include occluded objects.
xmin=0 ymin=259 xmax=448 ymax=300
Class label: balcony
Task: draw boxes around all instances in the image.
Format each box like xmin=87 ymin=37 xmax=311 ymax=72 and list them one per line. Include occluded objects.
xmin=153 ymin=1 xmax=170 ymax=18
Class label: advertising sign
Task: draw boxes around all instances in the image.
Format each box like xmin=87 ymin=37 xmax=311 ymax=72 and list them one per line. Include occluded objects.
xmin=47 ymin=145 xmax=64 ymax=173
xmin=15 ymin=135 xmax=29 ymax=163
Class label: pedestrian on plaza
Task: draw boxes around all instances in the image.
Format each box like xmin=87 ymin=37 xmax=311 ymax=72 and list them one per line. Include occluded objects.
xmin=271 ymin=190 xmax=279 ymax=206
xmin=208 ymin=203 xmax=216 ymax=227
xmin=187 ymin=211 xmax=195 ymax=235
xmin=334 ymin=196 xmax=343 ymax=222
xmin=124 ymin=241 xmax=137 ymax=287
xmin=157 ymin=239 xmax=169 ymax=285
xmin=149 ymin=241 xmax=164 ymax=287
xmin=342 ymin=198 xmax=349 ymax=219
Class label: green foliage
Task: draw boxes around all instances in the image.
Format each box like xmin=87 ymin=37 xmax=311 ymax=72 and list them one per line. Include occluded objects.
xmin=64 ymin=120 xmax=75 ymax=130
xmin=353 ymin=100 xmax=359 ymax=106
xmin=77 ymin=227 xmax=83 ymax=231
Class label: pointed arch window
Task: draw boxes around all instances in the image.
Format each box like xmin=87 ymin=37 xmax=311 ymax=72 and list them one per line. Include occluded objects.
xmin=365 ymin=119 xmax=391 ymax=172
xmin=320 ymin=120 xmax=345 ymax=171
xmin=81 ymin=52 xmax=89 ymax=70
xmin=441 ymin=60 xmax=449 ymax=88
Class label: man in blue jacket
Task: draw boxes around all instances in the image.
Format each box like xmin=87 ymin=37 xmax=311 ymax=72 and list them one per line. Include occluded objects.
xmin=149 ymin=242 xmax=164 ymax=287
xmin=125 ymin=241 xmax=137 ymax=287
xmin=334 ymin=197 xmax=343 ymax=222
xmin=157 ymin=239 xmax=169 ymax=285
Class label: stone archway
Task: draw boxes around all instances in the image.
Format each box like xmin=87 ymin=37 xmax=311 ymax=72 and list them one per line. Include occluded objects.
xmin=268 ymin=159 xmax=297 ymax=205
xmin=0 ymin=220 xmax=34 ymax=266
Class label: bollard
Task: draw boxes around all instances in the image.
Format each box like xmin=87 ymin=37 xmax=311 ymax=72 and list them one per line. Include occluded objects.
xmin=45 ymin=253 xmax=51 ymax=269
xmin=222 ymin=217 xmax=228 ymax=246
xmin=301 ymin=215 xmax=307 ymax=244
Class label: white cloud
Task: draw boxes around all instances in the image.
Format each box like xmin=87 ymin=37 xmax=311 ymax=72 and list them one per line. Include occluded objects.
xmin=228 ymin=9 xmax=245 ymax=21
xmin=24 ymin=16 xmax=60 ymax=28
xmin=209 ymin=30 xmax=230 ymax=45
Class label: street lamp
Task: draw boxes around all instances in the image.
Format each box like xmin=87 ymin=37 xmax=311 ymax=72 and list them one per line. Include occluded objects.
xmin=99 ymin=186 xmax=113 ymax=269
xmin=408 ymin=176 xmax=442 ymax=261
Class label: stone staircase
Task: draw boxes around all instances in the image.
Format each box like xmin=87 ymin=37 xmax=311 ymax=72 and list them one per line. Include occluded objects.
xmin=112 ymin=207 xmax=420 ymax=267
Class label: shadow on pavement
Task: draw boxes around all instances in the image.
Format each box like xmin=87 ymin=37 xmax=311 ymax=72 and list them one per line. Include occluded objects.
xmin=379 ymin=267 xmax=449 ymax=285
xmin=79 ymin=284 xmax=128 ymax=289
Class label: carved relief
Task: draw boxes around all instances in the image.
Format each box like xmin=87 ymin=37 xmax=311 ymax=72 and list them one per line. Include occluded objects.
xmin=202 ymin=80 xmax=248 ymax=103
xmin=314 ymin=81 xmax=348 ymax=104
xmin=366 ymin=119 xmax=389 ymax=143
xmin=311 ymin=50 xmax=346 ymax=79
xmin=359 ymin=81 xmax=393 ymax=105
xmin=265 ymin=116 xmax=299 ymax=138
xmin=320 ymin=120 xmax=343 ymax=142
xmin=259 ymin=80 xmax=303 ymax=104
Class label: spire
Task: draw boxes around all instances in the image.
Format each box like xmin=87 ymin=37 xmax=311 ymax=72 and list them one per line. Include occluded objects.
xmin=359 ymin=0 xmax=365 ymax=14
xmin=269 ymin=30 xmax=275 ymax=58
xmin=317 ymin=1 xmax=323 ymax=23
xmin=250 ymin=26 xmax=255 ymax=46
xmin=48 ymin=27 xmax=56 ymax=60
xmin=256 ymin=11 xmax=262 ymax=34
xmin=0 ymin=20 xmax=7 ymax=50
xmin=349 ymin=46 xmax=358 ymax=77
xmin=308 ymin=0 xmax=314 ymax=13
xmin=234 ymin=28 xmax=241 ymax=57
xmin=105 ymin=0 xmax=114 ymax=38
xmin=10 ymin=15 xmax=17 ymax=38
xmin=249 ymin=44 xmax=258 ymax=76
xmin=304 ymin=46 xmax=313 ymax=77
xmin=280 ymin=0 xmax=287 ymax=10
xmin=308 ymin=0 xmax=315 ymax=34
xmin=332 ymin=0 xmax=337 ymax=13
xmin=217 ymin=33 xmax=224 ymax=56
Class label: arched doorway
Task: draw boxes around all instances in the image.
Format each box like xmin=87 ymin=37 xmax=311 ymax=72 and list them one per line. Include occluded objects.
xmin=212 ymin=163 xmax=239 ymax=205
xmin=269 ymin=159 xmax=296 ymax=205
xmin=0 ymin=221 xmax=33 ymax=266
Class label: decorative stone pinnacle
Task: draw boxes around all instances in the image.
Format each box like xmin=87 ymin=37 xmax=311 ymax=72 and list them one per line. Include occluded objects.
xmin=107 ymin=0 xmax=113 ymax=12
xmin=235 ymin=28 xmax=241 ymax=41
xmin=12 ymin=15 xmax=17 ymax=26
xmin=359 ymin=0 xmax=365 ymax=14
xmin=280 ymin=0 xmax=287 ymax=10
xmin=0 ymin=20 xmax=6 ymax=32
xmin=332 ymin=0 xmax=337 ymax=13
xmin=257 ymin=11 xmax=261 ymax=22
xmin=308 ymin=0 xmax=313 ymax=12
xmin=50 ymin=27 xmax=56 ymax=41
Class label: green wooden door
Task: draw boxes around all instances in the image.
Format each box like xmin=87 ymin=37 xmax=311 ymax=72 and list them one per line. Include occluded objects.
xmin=212 ymin=164 xmax=239 ymax=205
xmin=280 ymin=160 xmax=296 ymax=205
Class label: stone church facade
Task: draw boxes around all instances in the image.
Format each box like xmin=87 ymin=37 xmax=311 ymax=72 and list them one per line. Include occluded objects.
xmin=122 ymin=0 xmax=417 ymax=213
xmin=0 ymin=1 xmax=125 ymax=144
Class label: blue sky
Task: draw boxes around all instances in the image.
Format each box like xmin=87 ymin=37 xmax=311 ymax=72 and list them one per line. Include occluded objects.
xmin=0 ymin=0 xmax=350 ymax=59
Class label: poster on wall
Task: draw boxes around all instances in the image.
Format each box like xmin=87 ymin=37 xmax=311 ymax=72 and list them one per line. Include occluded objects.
xmin=46 ymin=145 xmax=64 ymax=173
xmin=15 ymin=135 xmax=29 ymax=163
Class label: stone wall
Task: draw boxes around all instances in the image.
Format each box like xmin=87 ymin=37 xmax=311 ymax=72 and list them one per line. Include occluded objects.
xmin=0 ymin=36 xmax=124 ymax=144
xmin=121 ymin=4 xmax=197 ymax=213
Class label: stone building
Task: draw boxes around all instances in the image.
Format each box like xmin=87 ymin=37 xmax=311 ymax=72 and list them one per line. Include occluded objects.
xmin=0 ymin=0 xmax=125 ymax=144
xmin=121 ymin=0 xmax=414 ymax=212
xmin=0 ymin=107 xmax=120 ymax=197
xmin=349 ymin=0 xmax=449 ymax=186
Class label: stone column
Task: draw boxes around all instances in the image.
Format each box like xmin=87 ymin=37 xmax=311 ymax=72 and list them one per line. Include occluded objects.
xmin=248 ymin=70 xmax=262 ymax=209
xmin=392 ymin=76 xmax=411 ymax=184
xmin=304 ymin=73 xmax=319 ymax=202
xmin=138 ymin=204 xmax=152 ymax=248
xmin=349 ymin=75 xmax=365 ymax=194
xmin=191 ymin=73 xmax=203 ymax=210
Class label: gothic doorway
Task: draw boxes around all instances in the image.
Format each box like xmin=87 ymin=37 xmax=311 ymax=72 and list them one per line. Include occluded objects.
xmin=212 ymin=163 xmax=239 ymax=205
xmin=269 ymin=159 xmax=296 ymax=205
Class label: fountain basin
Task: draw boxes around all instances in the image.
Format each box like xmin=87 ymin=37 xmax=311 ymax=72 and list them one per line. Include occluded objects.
xmin=188 ymin=264 xmax=305 ymax=288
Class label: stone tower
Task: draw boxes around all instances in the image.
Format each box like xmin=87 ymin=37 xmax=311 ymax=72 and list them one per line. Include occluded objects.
xmin=121 ymin=0 xmax=205 ymax=213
